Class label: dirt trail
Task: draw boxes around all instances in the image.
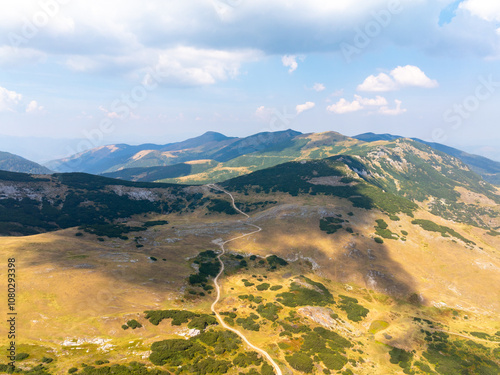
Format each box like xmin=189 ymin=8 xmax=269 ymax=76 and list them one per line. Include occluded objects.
xmin=206 ymin=183 xmax=283 ymax=375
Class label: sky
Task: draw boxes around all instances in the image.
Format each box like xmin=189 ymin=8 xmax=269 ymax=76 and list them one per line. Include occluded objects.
xmin=0 ymin=0 xmax=500 ymax=163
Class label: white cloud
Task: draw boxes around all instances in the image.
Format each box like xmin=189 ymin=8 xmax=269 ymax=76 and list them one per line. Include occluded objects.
xmin=327 ymin=98 xmax=363 ymax=114
xmin=146 ymin=47 xmax=262 ymax=87
xmin=26 ymin=100 xmax=44 ymax=113
xmin=460 ymin=0 xmax=500 ymax=22
xmin=354 ymin=94 xmax=388 ymax=106
xmin=378 ymin=99 xmax=407 ymax=115
xmin=0 ymin=0 xmax=498 ymax=76
xmin=282 ymin=55 xmax=304 ymax=73
xmin=357 ymin=65 xmax=438 ymax=92
xmin=327 ymin=95 xmax=405 ymax=115
xmin=296 ymin=101 xmax=315 ymax=114
xmin=312 ymin=83 xmax=325 ymax=92
xmin=390 ymin=65 xmax=438 ymax=88
xmin=357 ymin=73 xmax=397 ymax=92
xmin=0 ymin=86 xmax=22 ymax=112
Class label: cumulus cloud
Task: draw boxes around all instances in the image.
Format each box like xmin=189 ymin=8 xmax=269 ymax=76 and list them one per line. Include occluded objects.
xmin=327 ymin=98 xmax=363 ymax=114
xmin=327 ymin=95 xmax=404 ymax=115
xmin=460 ymin=0 xmax=500 ymax=22
xmin=296 ymin=101 xmax=315 ymax=114
xmin=26 ymin=100 xmax=44 ymax=113
xmin=312 ymin=83 xmax=325 ymax=92
xmin=282 ymin=55 xmax=304 ymax=73
xmin=0 ymin=86 xmax=22 ymax=112
xmin=357 ymin=65 xmax=438 ymax=92
xmin=145 ymin=47 xmax=262 ymax=87
xmin=355 ymin=95 xmax=388 ymax=106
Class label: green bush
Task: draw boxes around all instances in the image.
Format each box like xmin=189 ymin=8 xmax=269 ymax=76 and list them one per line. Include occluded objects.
xmin=256 ymin=283 xmax=270 ymax=291
xmin=266 ymin=255 xmax=288 ymax=267
xmin=319 ymin=352 xmax=348 ymax=370
xmin=338 ymin=295 xmax=369 ymax=322
xmin=285 ymin=352 xmax=314 ymax=373
xmin=270 ymin=285 xmax=283 ymax=291
xmin=374 ymin=237 xmax=384 ymax=244
xmin=68 ymin=368 xmax=78 ymax=374
xmin=236 ymin=314 xmax=260 ymax=331
xmin=320 ymin=217 xmax=345 ymax=234
xmin=375 ymin=219 xmax=388 ymax=229
xmin=412 ymin=219 xmax=475 ymax=245
xmin=144 ymin=310 xmax=217 ymax=331
xmin=15 ymin=353 xmax=29 ymax=361
xmin=126 ymin=319 xmax=142 ymax=329
xmin=277 ymin=277 xmax=334 ymax=307
xmin=256 ymin=303 xmax=281 ymax=321
xmin=261 ymin=363 xmax=274 ymax=375
xmin=207 ymin=199 xmax=237 ymax=215
xmin=187 ymin=315 xmax=218 ymax=330
xmin=232 ymin=352 xmax=263 ymax=368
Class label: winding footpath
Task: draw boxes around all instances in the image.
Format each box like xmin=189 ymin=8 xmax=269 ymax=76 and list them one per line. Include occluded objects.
xmin=206 ymin=183 xmax=283 ymax=375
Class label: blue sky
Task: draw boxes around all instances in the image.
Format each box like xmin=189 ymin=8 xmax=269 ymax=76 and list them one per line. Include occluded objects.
xmin=0 ymin=0 xmax=499 ymax=162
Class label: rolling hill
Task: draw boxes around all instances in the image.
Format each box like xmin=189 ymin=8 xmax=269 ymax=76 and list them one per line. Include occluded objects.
xmin=0 ymin=151 xmax=52 ymax=174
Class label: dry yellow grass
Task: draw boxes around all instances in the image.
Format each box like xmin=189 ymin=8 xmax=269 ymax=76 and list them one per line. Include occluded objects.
xmin=0 ymin=196 xmax=498 ymax=374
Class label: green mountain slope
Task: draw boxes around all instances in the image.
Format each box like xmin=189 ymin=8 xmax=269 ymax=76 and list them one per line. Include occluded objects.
xmin=221 ymin=141 xmax=500 ymax=229
xmin=46 ymin=130 xmax=300 ymax=174
xmin=0 ymin=151 xmax=52 ymax=174
xmin=107 ymin=131 xmax=499 ymax=191
xmin=354 ymin=132 xmax=500 ymax=185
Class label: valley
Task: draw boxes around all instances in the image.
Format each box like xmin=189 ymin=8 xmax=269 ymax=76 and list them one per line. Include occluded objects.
xmin=0 ymin=130 xmax=499 ymax=374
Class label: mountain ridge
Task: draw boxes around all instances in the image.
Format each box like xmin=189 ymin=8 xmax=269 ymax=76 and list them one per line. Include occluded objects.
xmin=44 ymin=130 xmax=500 ymax=187
xmin=0 ymin=151 xmax=52 ymax=174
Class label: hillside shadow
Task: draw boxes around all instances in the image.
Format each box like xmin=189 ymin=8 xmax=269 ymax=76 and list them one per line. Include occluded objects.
xmin=219 ymin=166 xmax=421 ymax=302
xmin=246 ymin=203 xmax=419 ymax=301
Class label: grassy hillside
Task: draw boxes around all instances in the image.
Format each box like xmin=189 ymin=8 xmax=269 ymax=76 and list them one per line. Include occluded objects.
xmin=47 ymin=130 xmax=301 ymax=174
xmin=0 ymin=171 xmax=205 ymax=236
xmin=68 ymin=131 xmax=500 ymax=189
xmin=102 ymin=160 xmax=218 ymax=182
xmin=0 ymin=184 xmax=498 ymax=374
xmin=354 ymin=132 xmax=500 ymax=185
xmin=220 ymin=150 xmax=499 ymax=230
xmin=0 ymin=151 xmax=52 ymax=174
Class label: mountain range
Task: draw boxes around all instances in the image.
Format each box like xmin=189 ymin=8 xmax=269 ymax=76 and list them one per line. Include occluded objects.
xmin=40 ymin=130 xmax=500 ymax=186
